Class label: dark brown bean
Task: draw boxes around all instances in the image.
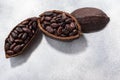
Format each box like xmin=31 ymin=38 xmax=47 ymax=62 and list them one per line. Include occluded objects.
xmin=6 ymin=50 xmax=14 ymax=55
xmin=26 ymin=25 xmax=29 ymax=28
xmin=9 ymin=35 xmax=14 ymax=42
xmin=59 ymin=22 xmax=66 ymax=27
xmin=57 ymin=14 xmax=62 ymax=18
xmin=21 ymin=33 xmax=27 ymax=40
xmin=16 ymin=27 xmax=23 ymax=32
xmin=32 ymin=30 xmax=35 ymax=34
xmin=43 ymin=21 xmax=50 ymax=25
xmin=29 ymin=25 xmax=32 ymax=30
xmin=10 ymin=43 xmax=16 ymax=49
xmin=70 ymin=22 xmax=75 ymax=29
xmin=57 ymin=27 xmax=62 ymax=35
xmin=62 ymin=29 xmax=69 ymax=35
xmin=14 ymin=30 xmax=18 ymax=34
xmin=32 ymin=22 xmax=37 ymax=29
xmin=44 ymin=12 xmax=53 ymax=16
xmin=45 ymin=17 xmax=51 ymax=21
xmin=56 ymin=18 xmax=61 ymax=22
xmin=51 ymin=19 xmax=56 ymax=23
xmin=21 ymin=44 xmax=24 ymax=47
xmin=46 ymin=26 xmax=54 ymax=33
xmin=15 ymin=39 xmax=23 ymax=43
xmin=65 ymin=24 xmax=71 ymax=31
xmin=54 ymin=30 xmax=57 ymax=36
xmin=52 ymin=17 xmax=57 ymax=20
xmin=17 ymin=24 xmax=26 ymax=27
xmin=66 ymin=24 xmax=75 ymax=32
xmin=22 ymin=20 xmax=29 ymax=25
xmin=28 ymin=21 xmax=33 ymax=26
xmin=65 ymin=18 xmax=72 ymax=23
xmin=24 ymin=37 xmax=30 ymax=44
xmin=13 ymin=45 xmax=22 ymax=52
xmin=23 ymin=27 xmax=31 ymax=33
xmin=51 ymin=23 xmax=58 ymax=28
xmin=11 ymin=32 xmax=17 ymax=38
xmin=73 ymin=29 xmax=78 ymax=34
xmin=18 ymin=33 xmax=23 ymax=38
xmin=28 ymin=31 xmax=33 ymax=37
xmin=69 ymin=29 xmax=78 ymax=36
xmin=5 ymin=43 xmax=10 ymax=50
xmin=7 ymin=38 xmax=12 ymax=44
xmin=53 ymin=29 xmax=57 ymax=32
xmin=53 ymin=13 xmax=57 ymax=17
xmin=31 ymin=17 xmax=37 ymax=21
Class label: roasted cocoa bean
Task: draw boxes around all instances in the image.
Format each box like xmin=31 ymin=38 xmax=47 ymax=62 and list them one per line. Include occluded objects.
xmin=21 ymin=33 xmax=27 ymax=40
xmin=16 ymin=27 xmax=23 ymax=32
xmin=44 ymin=12 xmax=53 ymax=16
xmin=22 ymin=20 xmax=29 ymax=25
xmin=51 ymin=23 xmax=58 ymax=28
xmin=6 ymin=50 xmax=14 ymax=55
xmin=15 ymin=39 xmax=23 ymax=43
xmin=44 ymin=17 xmax=51 ymax=21
xmin=22 ymin=27 xmax=31 ymax=33
xmin=32 ymin=22 xmax=37 ymax=29
xmin=10 ymin=43 xmax=16 ymax=50
xmin=13 ymin=45 xmax=22 ymax=52
xmin=9 ymin=35 xmax=14 ymax=43
xmin=46 ymin=26 xmax=54 ymax=33
xmin=11 ymin=32 xmax=17 ymax=38
xmin=18 ymin=33 xmax=23 ymax=38
xmin=5 ymin=43 xmax=10 ymax=50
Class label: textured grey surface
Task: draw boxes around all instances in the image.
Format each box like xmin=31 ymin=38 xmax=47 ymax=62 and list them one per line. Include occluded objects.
xmin=0 ymin=0 xmax=120 ymax=80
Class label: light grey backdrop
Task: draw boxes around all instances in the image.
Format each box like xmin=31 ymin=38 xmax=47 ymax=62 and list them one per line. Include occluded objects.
xmin=0 ymin=0 xmax=120 ymax=80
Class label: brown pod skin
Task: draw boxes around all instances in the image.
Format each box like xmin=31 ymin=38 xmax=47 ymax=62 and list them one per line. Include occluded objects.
xmin=38 ymin=10 xmax=82 ymax=40
xmin=71 ymin=7 xmax=110 ymax=33
xmin=4 ymin=17 xmax=39 ymax=58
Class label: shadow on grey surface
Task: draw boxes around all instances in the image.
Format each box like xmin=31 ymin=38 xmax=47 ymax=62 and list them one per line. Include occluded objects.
xmin=45 ymin=35 xmax=87 ymax=54
xmin=10 ymin=31 xmax=43 ymax=68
